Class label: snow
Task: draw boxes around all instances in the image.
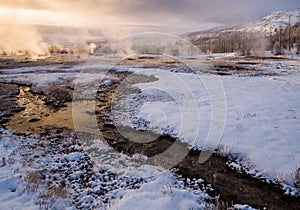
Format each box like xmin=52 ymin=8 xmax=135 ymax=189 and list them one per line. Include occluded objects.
xmin=0 ymin=127 xmax=214 ymax=209
xmin=0 ymin=64 xmax=80 ymax=88
xmin=221 ymin=76 xmax=300 ymax=184
xmin=0 ymin=62 xmax=121 ymax=88
xmin=0 ymin=130 xmax=37 ymax=209
xmin=1 ymin=53 xmax=299 ymax=209
xmin=234 ymin=204 xmax=258 ymax=210
xmin=116 ymin=60 xmax=300 ymax=191
xmin=109 ymin=172 xmax=209 ymax=210
xmin=99 ymin=79 xmax=113 ymax=87
xmin=188 ymin=9 xmax=300 ymax=46
xmin=63 ymin=152 xmax=85 ymax=162
xmin=122 ymin=68 xmax=213 ymax=148
xmin=237 ymin=9 xmax=300 ymax=33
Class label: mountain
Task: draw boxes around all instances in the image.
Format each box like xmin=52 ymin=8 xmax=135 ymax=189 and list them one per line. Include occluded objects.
xmin=235 ymin=10 xmax=300 ymax=34
xmin=187 ymin=9 xmax=300 ymax=40
xmin=185 ymin=9 xmax=300 ymax=54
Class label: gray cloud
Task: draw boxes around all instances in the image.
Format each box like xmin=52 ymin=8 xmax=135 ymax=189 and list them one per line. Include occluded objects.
xmin=0 ymin=0 xmax=300 ymax=52
xmin=108 ymin=0 xmax=300 ymax=24
xmin=2 ymin=0 xmax=299 ymax=26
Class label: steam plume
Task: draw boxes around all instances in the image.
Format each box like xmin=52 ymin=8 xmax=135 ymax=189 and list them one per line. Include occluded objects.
xmin=0 ymin=19 xmax=46 ymax=54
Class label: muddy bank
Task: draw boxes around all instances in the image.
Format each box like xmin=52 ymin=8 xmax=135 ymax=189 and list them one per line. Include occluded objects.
xmin=101 ymin=123 xmax=300 ymax=209
xmin=0 ymin=83 xmax=24 ymax=125
xmin=94 ymin=69 xmax=300 ymax=210
xmin=176 ymin=151 xmax=300 ymax=210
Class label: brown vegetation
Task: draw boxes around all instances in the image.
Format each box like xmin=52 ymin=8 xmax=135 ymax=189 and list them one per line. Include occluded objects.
xmin=44 ymin=85 xmax=73 ymax=108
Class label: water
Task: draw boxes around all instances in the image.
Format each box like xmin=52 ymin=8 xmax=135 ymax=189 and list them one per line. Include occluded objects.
xmin=6 ymin=86 xmax=74 ymax=133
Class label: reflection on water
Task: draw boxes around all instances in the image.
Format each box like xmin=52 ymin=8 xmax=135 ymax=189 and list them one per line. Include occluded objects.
xmin=5 ymin=86 xmax=108 ymax=138
xmin=72 ymin=99 xmax=101 ymax=135
xmin=6 ymin=86 xmax=74 ymax=133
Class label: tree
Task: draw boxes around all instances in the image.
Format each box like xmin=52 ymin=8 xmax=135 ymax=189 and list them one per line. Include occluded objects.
xmin=273 ymin=41 xmax=284 ymax=55
xmin=297 ymin=27 xmax=300 ymax=54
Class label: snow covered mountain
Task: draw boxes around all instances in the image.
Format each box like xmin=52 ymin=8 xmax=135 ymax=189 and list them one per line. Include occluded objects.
xmin=185 ymin=9 xmax=300 ymax=54
xmin=236 ymin=9 xmax=300 ymax=33
xmin=187 ymin=9 xmax=300 ymax=39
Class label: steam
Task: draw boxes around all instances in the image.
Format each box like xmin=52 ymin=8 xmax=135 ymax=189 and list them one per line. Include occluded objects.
xmin=89 ymin=43 xmax=97 ymax=54
xmin=0 ymin=19 xmax=46 ymax=54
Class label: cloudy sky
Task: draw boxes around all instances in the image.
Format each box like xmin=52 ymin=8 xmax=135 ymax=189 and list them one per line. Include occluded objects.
xmin=0 ymin=0 xmax=299 ymax=36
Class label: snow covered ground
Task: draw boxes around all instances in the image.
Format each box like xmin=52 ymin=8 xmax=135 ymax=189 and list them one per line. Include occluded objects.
xmin=113 ymin=58 xmax=300 ymax=194
xmin=0 ymin=128 xmax=221 ymax=209
xmin=1 ymin=54 xmax=299 ymax=209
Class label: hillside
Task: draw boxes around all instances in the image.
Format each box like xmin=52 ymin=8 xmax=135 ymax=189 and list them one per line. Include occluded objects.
xmin=186 ymin=9 xmax=300 ymax=54
xmin=188 ymin=9 xmax=300 ymax=38
xmin=236 ymin=9 xmax=300 ymax=34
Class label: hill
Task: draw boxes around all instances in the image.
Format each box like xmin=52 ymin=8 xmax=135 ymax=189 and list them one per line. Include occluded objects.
xmin=186 ymin=9 xmax=300 ymax=55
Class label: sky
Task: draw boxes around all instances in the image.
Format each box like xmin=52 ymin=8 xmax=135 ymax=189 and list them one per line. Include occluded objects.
xmin=0 ymin=0 xmax=299 ymax=35
xmin=0 ymin=0 xmax=299 ymax=53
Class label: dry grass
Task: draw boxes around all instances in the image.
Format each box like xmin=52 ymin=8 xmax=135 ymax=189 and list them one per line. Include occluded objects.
xmin=0 ymin=99 xmax=5 ymax=110
xmin=24 ymin=170 xmax=42 ymax=184
xmin=45 ymin=86 xmax=72 ymax=102
xmin=37 ymin=186 xmax=69 ymax=209
xmin=119 ymin=55 xmax=182 ymax=66
xmin=217 ymin=144 xmax=232 ymax=157
xmin=24 ymin=170 xmax=68 ymax=209
xmin=0 ymin=84 xmax=19 ymax=112
xmin=0 ymin=83 xmax=19 ymax=97
xmin=40 ymin=186 xmax=68 ymax=200
xmin=24 ymin=170 xmax=42 ymax=192
xmin=206 ymin=195 xmax=235 ymax=210
xmin=210 ymin=60 xmax=237 ymax=66
xmin=44 ymin=85 xmax=73 ymax=109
